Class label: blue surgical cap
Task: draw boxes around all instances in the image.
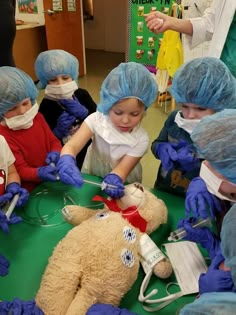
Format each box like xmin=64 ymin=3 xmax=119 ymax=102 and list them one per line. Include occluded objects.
xmin=97 ymin=62 xmax=158 ymax=114
xmin=170 ymin=57 xmax=236 ymax=111
xmin=191 ymin=109 xmax=236 ymax=184
xmin=35 ymin=49 xmax=79 ymax=88
xmin=221 ymin=204 xmax=236 ymax=286
xmin=0 ymin=67 xmax=38 ymax=116
xmin=179 ymin=292 xmax=236 ymax=315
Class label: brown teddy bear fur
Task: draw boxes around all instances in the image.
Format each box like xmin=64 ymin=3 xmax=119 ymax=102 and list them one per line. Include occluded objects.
xmin=35 ymin=185 xmax=172 ymax=315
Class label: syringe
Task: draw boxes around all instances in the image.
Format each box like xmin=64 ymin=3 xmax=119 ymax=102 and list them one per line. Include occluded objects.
xmin=168 ymin=217 xmax=212 ymax=242
xmin=49 ymin=162 xmax=117 ymax=190
xmin=83 ymin=179 xmax=118 ymax=190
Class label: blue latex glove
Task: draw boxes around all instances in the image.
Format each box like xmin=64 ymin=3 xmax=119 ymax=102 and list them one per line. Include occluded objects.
xmin=185 ymin=177 xmax=222 ymax=219
xmin=86 ymin=303 xmax=137 ymax=315
xmin=177 ymin=217 xmax=220 ymax=259
xmin=199 ymin=254 xmax=235 ymax=294
xmin=45 ymin=151 xmax=60 ymax=165
xmin=176 ymin=144 xmax=199 ymax=172
xmin=60 ymin=96 xmax=89 ymax=120
xmin=57 ymin=155 xmax=83 ymax=188
xmin=37 ymin=165 xmax=58 ymax=182
xmin=102 ymin=173 xmax=125 ymax=199
xmin=0 ymin=183 xmax=29 ymax=208
xmin=53 ymin=111 xmax=76 ymax=139
xmin=0 ymin=210 xmax=22 ymax=234
xmin=0 ymin=254 xmax=10 ymax=276
xmin=153 ymin=142 xmax=178 ymax=171
xmin=0 ymin=298 xmax=44 ymax=315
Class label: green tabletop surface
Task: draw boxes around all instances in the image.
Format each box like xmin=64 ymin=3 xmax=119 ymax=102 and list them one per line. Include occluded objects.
xmin=0 ymin=174 xmax=202 ymax=314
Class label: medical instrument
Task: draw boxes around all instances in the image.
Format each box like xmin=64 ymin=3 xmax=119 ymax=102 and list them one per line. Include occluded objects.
xmin=49 ymin=162 xmax=118 ymax=190
xmin=49 ymin=162 xmax=60 ymax=180
xmin=168 ymin=217 xmax=212 ymax=241
xmin=83 ymin=178 xmax=118 ymax=190
xmin=22 ymin=189 xmax=76 ymax=227
xmin=5 ymin=194 xmax=19 ymax=219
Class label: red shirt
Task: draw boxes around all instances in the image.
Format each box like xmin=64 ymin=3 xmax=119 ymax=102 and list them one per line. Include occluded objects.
xmin=0 ymin=113 xmax=62 ymax=191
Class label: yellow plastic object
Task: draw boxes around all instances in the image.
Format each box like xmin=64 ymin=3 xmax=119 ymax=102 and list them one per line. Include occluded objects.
xmin=156 ymin=30 xmax=183 ymax=79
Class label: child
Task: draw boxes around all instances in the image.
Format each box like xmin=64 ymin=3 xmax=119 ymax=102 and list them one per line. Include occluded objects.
xmin=0 ymin=135 xmax=29 ymax=276
xmin=185 ymin=109 xmax=236 ymax=224
xmin=34 ymin=49 xmax=97 ymax=169
xmin=57 ymin=62 xmax=158 ymax=198
xmin=152 ymin=57 xmax=236 ymax=196
xmin=176 ymin=109 xmax=236 ymax=300
xmin=0 ymin=67 xmax=62 ymax=192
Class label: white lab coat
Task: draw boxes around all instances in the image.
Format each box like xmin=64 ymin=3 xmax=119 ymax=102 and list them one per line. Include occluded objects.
xmin=186 ymin=0 xmax=236 ymax=57
xmin=81 ymin=112 xmax=149 ymax=183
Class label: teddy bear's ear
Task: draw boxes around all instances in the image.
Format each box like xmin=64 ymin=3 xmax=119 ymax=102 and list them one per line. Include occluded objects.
xmin=119 ymin=183 xmax=146 ymax=210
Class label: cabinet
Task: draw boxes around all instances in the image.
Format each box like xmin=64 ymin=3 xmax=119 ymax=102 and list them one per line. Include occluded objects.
xmin=13 ymin=24 xmax=47 ymax=81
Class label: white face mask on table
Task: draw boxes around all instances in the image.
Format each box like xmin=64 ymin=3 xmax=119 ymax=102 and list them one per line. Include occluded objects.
xmin=139 ymin=241 xmax=207 ymax=312
xmin=3 ymin=102 xmax=39 ymax=130
xmin=174 ymin=111 xmax=201 ymax=134
xmin=45 ymin=80 xmax=78 ymax=100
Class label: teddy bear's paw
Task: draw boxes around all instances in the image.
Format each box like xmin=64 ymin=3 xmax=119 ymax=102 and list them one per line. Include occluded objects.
xmin=153 ymin=258 xmax=173 ymax=279
xmin=62 ymin=206 xmax=73 ymax=221
xmin=61 ymin=205 xmax=89 ymax=226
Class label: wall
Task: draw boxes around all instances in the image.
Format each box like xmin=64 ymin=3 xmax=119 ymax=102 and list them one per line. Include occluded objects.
xmin=84 ymin=0 xmax=126 ymax=52
xmin=15 ymin=0 xmax=126 ymax=53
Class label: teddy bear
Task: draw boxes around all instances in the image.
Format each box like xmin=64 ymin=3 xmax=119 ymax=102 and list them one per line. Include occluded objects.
xmin=35 ymin=183 xmax=172 ymax=315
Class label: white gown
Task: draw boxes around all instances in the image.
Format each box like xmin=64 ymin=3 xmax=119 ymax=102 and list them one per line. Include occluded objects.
xmin=82 ymin=112 xmax=149 ymax=183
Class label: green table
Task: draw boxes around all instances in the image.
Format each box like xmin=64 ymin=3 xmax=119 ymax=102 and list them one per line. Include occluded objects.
xmin=0 ymin=174 xmax=199 ymax=314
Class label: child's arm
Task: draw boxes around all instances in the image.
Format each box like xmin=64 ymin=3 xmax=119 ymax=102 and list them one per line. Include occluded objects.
xmin=7 ymin=163 xmax=20 ymax=185
xmin=151 ymin=111 xmax=176 ymax=155
xmin=0 ymin=163 xmax=29 ymax=208
xmin=102 ymin=155 xmax=141 ymax=199
xmin=111 ymin=155 xmax=141 ymax=182
xmin=57 ymin=122 xmax=94 ymax=188
xmin=60 ymin=121 xmax=93 ymax=158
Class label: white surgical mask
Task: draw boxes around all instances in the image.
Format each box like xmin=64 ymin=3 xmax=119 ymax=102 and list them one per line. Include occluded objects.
xmin=139 ymin=241 xmax=207 ymax=312
xmin=3 ymin=102 xmax=39 ymax=130
xmin=174 ymin=111 xmax=201 ymax=134
xmin=200 ymin=162 xmax=236 ymax=202
xmin=45 ymin=80 xmax=78 ymax=100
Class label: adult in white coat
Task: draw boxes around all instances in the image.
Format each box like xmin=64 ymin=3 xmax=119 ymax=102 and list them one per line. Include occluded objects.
xmin=145 ymin=0 xmax=236 ymax=77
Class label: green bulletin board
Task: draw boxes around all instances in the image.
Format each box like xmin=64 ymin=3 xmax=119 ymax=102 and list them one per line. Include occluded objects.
xmin=126 ymin=0 xmax=174 ymax=67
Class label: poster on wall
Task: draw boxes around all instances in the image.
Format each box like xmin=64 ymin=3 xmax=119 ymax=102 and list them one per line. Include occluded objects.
xmin=17 ymin=0 xmax=38 ymax=14
xmin=126 ymin=0 xmax=174 ymax=68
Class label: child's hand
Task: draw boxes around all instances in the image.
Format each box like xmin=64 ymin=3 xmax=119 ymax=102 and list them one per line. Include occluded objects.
xmin=37 ymin=165 xmax=59 ymax=182
xmin=0 ymin=210 xmax=22 ymax=234
xmin=102 ymin=173 xmax=124 ymax=199
xmin=0 ymin=183 xmax=29 ymax=208
xmin=57 ymin=155 xmax=83 ymax=188
xmin=199 ymin=254 xmax=234 ymax=294
xmin=185 ymin=177 xmax=221 ymax=219
xmin=46 ymin=151 xmax=60 ymax=165
xmin=0 ymin=298 xmax=44 ymax=314
xmin=60 ymin=96 xmax=89 ymax=120
xmin=153 ymin=142 xmax=178 ymax=171
xmin=53 ymin=112 xmax=76 ymax=139
xmin=0 ymin=254 xmax=10 ymax=276
xmin=176 ymin=145 xmax=199 ymax=171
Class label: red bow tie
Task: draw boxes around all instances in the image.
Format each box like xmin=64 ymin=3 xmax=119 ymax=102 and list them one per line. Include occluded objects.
xmin=92 ymin=195 xmax=147 ymax=232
